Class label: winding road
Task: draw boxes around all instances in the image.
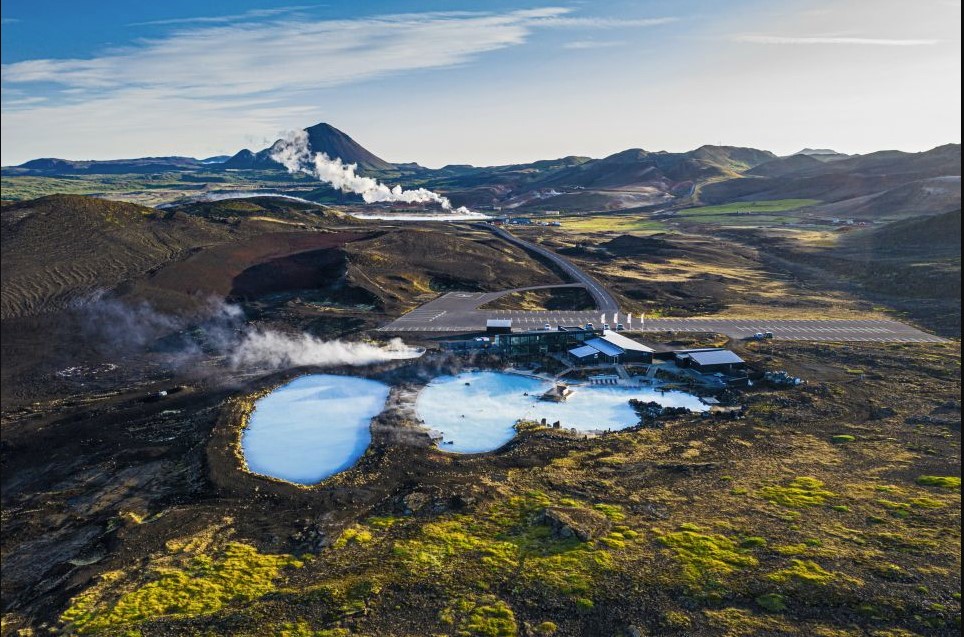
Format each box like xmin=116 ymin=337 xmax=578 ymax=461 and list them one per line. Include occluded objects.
xmin=482 ymin=225 xmax=619 ymax=313
xmin=377 ymin=225 xmax=946 ymax=343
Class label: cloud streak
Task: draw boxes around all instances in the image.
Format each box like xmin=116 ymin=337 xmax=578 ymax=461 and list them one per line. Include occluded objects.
xmin=2 ymin=8 xmax=570 ymax=101
xmin=127 ymin=5 xmax=313 ymax=27
xmin=733 ymin=34 xmax=940 ymax=46
xmin=1 ymin=6 xmax=679 ymax=164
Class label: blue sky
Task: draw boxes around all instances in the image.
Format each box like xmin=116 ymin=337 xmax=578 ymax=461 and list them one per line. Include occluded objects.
xmin=1 ymin=0 xmax=960 ymax=165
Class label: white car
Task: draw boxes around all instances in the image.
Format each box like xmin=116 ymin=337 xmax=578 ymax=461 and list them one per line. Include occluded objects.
xmin=543 ymin=323 xmax=552 ymax=331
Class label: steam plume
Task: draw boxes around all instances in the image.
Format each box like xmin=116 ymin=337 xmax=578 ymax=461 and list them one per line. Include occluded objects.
xmin=76 ymin=294 xmax=423 ymax=373
xmin=270 ymin=130 xmax=472 ymax=213
xmin=229 ymin=330 xmax=423 ymax=370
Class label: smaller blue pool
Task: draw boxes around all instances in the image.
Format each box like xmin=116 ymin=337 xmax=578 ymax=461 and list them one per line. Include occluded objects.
xmin=241 ymin=374 xmax=390 ymax=484
xmin=416 ymin=371 xmax=706 ymax=453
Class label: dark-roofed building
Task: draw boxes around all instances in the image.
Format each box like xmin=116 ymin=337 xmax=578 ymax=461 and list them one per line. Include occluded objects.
xmin=486 ymin=319 xmax=513 ymax=335
xmin=584 ymin=337 xmax=625 ymax=363
xmin=497 ymin=327 xmax=596 ymax=357
xmin=599 ymin=330 xmax=654 ymax=363
xmin=568 ymin=344 xmax=601 ymax=363
xmin=564 ymin=331 xmax=655 ymax=365
xmin=676 ymin=349 xmax=745 ymax=373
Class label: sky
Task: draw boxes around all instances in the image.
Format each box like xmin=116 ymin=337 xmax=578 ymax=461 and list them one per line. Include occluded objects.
xmin=1 ymin=0 xmax=960 ymax=166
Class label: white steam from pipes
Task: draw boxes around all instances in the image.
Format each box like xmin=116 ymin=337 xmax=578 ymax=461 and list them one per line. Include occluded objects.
xmin=270 ymin=130 xmax=475 ymax=214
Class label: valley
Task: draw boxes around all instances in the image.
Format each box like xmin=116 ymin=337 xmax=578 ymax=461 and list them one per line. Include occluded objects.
xmin=0 ymin=124 xmax=959 ymax=637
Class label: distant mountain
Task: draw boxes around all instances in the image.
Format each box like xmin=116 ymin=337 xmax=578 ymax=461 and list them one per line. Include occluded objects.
xmin=746 ymin=153 xmax=824 ymax=177
xmin=7 ymin=156 xmax=204 ymax=175
xmin=700 ymin=144 xmax=962 ymax=214
xmin=420 ymin=144 xmax=776 ymax=209
xmin=2 ymin=123 xmax=958 ymax=216
xmin=532 ymin=145 xmax=775 ymax=190
xmin=795 ymin=148 xmax=841 ymax=155
xmin=223 ymin=122 xmax=394 ymax=172
xmin=793 ymin=148 xmax=850 ymax=162
xmin=809 ymin=176 xmax=961 ymax=220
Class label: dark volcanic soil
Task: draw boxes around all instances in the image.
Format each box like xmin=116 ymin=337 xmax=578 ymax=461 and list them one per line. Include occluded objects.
xmin=1 ymin=196 xmax=960 ymax=636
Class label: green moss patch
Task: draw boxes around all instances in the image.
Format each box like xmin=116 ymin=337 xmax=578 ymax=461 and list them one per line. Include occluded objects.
xmin=61 ymin=542 xmax=303 ymax=633
xmin=655 ymin=527 xmax=759 ymax=589
xmin=767 ymin=559 xmax=840 ymax=586
xmin=755 ymin=593 xmax=788 ymax=612
xmin=439 ymin=595 xmax=517 ymax=637
xmin=392 ymin=491 xmax=633 ymax=597
xmin=758 ymin=477 xmax=836 ymax=508
xmin=916 ymin=475 xmax=961 ymax=490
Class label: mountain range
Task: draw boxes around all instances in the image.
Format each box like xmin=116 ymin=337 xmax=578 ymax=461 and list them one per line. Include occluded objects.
xmin=3 ymin=122 xmax=960 ymax=218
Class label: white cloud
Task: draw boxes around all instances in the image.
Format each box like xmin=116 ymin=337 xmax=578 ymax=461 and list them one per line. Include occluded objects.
xmin=733 ymin=34 xmax=939 ymax=46
xmin=127 ymin=5 xmax=314 ymax=27
xmin=531 ymin=16 xmax=678 ymax=28
xmin=1 ymin=6 xmax=680 ymax=164
xmin=2 ymin=10 xmax=557 ymax=100
xmin=563 ymin=40 xmax=627 ymax=50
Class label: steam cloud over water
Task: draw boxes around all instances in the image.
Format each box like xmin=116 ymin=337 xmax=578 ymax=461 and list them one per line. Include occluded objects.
xmin=270 ymin=130 xmax=475 ymax=214
xmin=78 ymin=294 xmax=423 ymax=372
xmin=229 ymin=330 xmax=424 ymax=370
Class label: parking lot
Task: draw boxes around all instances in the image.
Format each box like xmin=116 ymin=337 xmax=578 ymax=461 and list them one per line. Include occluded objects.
xmin=378 ymin=291 xmax=946 ymax=342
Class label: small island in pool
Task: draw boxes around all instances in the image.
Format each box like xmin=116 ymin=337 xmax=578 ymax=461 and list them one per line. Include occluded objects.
xmin=416 ymin=371 xmax=706 ymax=453
xmin=241 ymin=374 xmax=390 ymax=484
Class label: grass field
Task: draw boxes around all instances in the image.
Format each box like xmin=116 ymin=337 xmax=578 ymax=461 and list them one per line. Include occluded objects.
xmin=559 ymin=214 xmax=668 ymax=233
xmin=677 ymin=199 xmax=821 ymax=217
xmin=0 ymin=171 xmax=313 ymax=203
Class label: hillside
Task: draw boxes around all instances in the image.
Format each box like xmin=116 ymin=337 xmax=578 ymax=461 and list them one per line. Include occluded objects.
xmin=848 ymin=207 xmax=961 ymax=252
xmin=0 ymin=195 xmax=239 ymax=319
xmin=4 ymin=156 xmax=205 ymax=176
xmin=701 ymin=145 xmax=962 ymax=214
xmin=2 ymin=125 xmax=959 ymax=215
xmin=809 ymin=177 xmax=961 ymax=220
xmin=223 ymin=122 xmax=395 ymax=172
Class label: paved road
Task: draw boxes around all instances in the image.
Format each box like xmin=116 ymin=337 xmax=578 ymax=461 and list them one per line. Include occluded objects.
xmin=642 ymin=318 xmax=946 ymax=343
xmin=483 ymin=225 xmax=619 ymax=313
xmin=378 ymin=292 xmax=945 ymax=342
xmin=379 ymin=225 xmax=945 ymax=343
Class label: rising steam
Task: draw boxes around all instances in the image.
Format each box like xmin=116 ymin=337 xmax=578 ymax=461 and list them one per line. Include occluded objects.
xmin=229 ymin=330 xmax=423 ymax=370
xmin=76 ymin=293 xmax=423 ymax=373
xmin=270 ymin=130 xmax=472 ymax=213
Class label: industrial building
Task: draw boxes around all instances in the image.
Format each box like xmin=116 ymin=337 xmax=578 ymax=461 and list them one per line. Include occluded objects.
xmin=675 ymin=348 xmax=746 ymax=373
xmin=486 ymin=319 xmax=514 ymax=335
xmin=441 ymin=325 xmax=657 ymax=365
xmin=567 ymin=330 xmax=655 ymax=364
xmin=495 ymin=326 xmax=597 ymax=358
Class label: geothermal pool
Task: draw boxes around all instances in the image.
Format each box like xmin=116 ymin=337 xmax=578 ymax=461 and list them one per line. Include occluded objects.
xmin=241 ymin=374 xmax=390 ymax=484
xmin=416 ymin=371 xmax=706 ymax=453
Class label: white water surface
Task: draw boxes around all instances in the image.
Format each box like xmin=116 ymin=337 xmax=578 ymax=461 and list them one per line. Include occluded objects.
xmin=416 ymin=371 xmax=706 ymax=453
xmin=241 ymin=374 xmax=390 ymax=484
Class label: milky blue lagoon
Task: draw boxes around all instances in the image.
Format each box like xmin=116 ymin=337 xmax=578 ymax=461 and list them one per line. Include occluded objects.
xmin=416 ymin=371 xmax=706 ymax=453
xmin=241 ymin=374 xmax=390 ymax=484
